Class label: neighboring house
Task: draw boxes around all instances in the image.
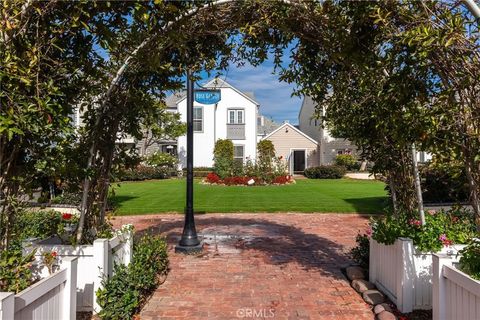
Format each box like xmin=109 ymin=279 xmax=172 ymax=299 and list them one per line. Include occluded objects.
xmin=263 ymin=123 xmax=319 ymax=174
xmin=162 ymin=78 xmax=260 ymax=168
xmin=297 ymin=95 xmax=432 ymax=165
xmin=298 ymin=95 xmax=357 ymax=165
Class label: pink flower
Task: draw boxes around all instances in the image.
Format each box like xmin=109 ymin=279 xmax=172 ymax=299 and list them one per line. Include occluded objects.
xmin=439 ymin=234 xmax=453 ymax=246
xmin=408 ymin=219 xmax=422 ymax=226
xmin=365 ymin=227 xmax=372 ymax=237
xmin=427 ymin=209 xmax=436 ymax=215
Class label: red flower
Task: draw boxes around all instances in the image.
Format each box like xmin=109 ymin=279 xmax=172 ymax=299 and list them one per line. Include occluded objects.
xmin=51 ymin=251 xmax=57 ymax=257
xmin=408 ymin=219 xmax=422 ymax=227
xmin=62 ymin=213 xmax=73 ymax=220
xmin=205 ymin=172 xmax=221 ymax=184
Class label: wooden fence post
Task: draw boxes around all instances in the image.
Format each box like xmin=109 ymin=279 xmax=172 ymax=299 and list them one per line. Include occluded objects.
xmin=0 ymin=292 xmax=14 ymax=320
xmin=398 ymin=238 xmax=414 ymax=313
xmin=93 ymin=239 xmax=108 ymax=314
xmin=61 ymin=257 xmax=78 ymax=320
xmin=433 ymin=254 xmax=455 ymax=320
xmin=123 ymin=225 xmax=133 ymax=266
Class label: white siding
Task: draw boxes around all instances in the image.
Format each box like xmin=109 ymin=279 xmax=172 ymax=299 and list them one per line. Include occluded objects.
xmin=177 ymin=85 xmax=258 ymax=168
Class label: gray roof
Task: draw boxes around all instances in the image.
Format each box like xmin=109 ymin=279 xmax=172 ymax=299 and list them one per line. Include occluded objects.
xmin=258 ymin=116 xmax=281 ymax=136
xmin=164 ymin=91 xmax=185 ymax=109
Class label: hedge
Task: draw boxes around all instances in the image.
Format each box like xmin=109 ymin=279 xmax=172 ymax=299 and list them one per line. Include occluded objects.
xmin=304 ymin=165 xmax=346 ymax=179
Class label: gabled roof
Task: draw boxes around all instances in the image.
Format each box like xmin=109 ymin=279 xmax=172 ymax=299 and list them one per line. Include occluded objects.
xmin=165 ymin=91 xmax=185 ymax=109
xmin=264 ymin=123 xmax=319 ymax=145
xmin=171 ymin=78 xmax=259 ymax=106
xmin=257 ymin=116 xmax=281 ymax=136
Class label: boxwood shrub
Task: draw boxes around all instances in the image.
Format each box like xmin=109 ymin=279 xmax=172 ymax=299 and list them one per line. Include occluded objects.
xmin=182 ymin=167 xmax=214 ymax=178
xmin=117 ymin=165 xmax=172 ymax=181
xmin=304 ymin=165 xmax=346 ymax=179
xmin=96 ymin=235 xmax=169 ymax=320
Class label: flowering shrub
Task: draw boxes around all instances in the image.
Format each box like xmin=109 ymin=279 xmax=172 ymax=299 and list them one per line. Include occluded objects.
xmin=206 ymin=172 xmax=221 ymax=184
xmin=42 ymin=251 xmax=58 ymax=274
xmin=204 ymin=173 xmax=293 ymax=186
xmin=272 ymin=175 xmax=292 ymax=184
xmin=370 ymin=208 xmax=476 ymax=252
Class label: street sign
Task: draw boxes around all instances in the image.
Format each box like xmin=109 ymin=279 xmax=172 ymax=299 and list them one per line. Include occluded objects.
xmin=194 ymin=89 xmax=221 ymax=105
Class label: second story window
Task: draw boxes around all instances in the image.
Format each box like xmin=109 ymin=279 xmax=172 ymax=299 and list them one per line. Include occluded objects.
xmin=228 ymin=109 xmax=244 ymax=124
xmin=193 ymin=106 xmax=203 ymax=132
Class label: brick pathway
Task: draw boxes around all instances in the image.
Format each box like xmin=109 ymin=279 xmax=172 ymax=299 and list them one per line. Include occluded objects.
xmin=112 ymin=214 xmax=374 ymax=320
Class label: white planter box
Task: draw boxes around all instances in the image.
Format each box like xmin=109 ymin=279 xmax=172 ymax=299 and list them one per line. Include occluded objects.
xmin=433 ymin=254 xmax=480 ymax=320
xmin=369 ymin=238 xmax=465 ymax=313
xmin=0 ymin=257 xmax=77 ymax=320
xmin=22 ymin=225 xmax=133 ymax=313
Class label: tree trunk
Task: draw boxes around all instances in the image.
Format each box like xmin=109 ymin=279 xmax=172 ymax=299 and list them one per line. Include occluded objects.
xmin=411 ymin=143 xmax=425 ymax=225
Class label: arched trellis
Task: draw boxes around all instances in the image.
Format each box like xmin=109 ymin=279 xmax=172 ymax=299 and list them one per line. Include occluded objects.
xmin=77 ymin=0 xmax=480 ymax=240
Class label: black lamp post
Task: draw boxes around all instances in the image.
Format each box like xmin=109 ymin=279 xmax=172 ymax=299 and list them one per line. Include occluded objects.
xmin=175 ymin=70 xmax=202 ymax=254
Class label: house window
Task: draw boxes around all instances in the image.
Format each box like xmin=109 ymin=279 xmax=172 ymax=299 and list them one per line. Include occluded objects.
xmin=228 ymin=109 xmax=244 ymax=124
xmin=193 ymin=106 xmax=203 ymax=132
xmin=234 ymin=145 xmax=244 ymax=164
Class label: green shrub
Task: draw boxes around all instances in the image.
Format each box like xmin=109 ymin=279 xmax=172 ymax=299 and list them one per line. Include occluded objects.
xmin=213 ymin=139 xmax=234 ymax=179
xmin=144 ymin=152 xmax=178 ymax=168
xmin=350 ymin=232 xmax=370 ymax=269
xmin=420 ymin=161 xmax=469 ymax=203
xmin=0 ymin=249 xmax=36 ymax=293
xmin=51 ymin=192 xmax=82 ymax=205
xmin=304 ymin=165 xmax=346 ymax=179
xmin=371 ymin=208 xmax=476 ymax=252
xmin=14 ymin=210 xmax=62 ymax=241
xmin=117 ymin=165 xmax=171 ymax=181
xmin=182 ymin=167 xmax=214 ymax=178
xmin=459 ymin=240 xmax=480 ymax=280
xmin=96 ymin=235 xmax=169 ymax=320
xmin=335 ymin=154 xmax=360 ymax=171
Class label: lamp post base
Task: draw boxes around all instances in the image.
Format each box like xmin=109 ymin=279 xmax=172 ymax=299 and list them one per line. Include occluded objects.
xmin=175 ymin=242 xmax=203 ymax=254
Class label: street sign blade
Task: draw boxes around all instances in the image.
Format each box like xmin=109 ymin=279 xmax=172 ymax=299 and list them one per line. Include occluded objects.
xmin=194 ymin=89 xmax=221 ymax=105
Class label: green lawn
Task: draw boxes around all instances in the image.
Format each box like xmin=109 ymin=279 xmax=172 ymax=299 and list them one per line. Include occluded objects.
xmin=111 ymin=178 xmax=388 ymax=215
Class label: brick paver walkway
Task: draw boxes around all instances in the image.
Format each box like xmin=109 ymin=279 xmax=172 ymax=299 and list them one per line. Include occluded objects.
xmin=112 ymin=214 xmax=374 ymax=320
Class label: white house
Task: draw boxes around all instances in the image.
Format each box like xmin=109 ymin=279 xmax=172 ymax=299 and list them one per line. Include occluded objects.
xmin=169 ymin=78 xmax=260 ymax=168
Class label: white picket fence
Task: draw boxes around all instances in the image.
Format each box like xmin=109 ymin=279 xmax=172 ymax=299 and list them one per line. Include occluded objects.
xmin=0 ymin=257 xmax=77 ymax=320
xmin=433 ymin=254 xmax=480 ymax=320
xmin=369 ymin=238 xmax=465 ymax=313
xmin=22 ymin=225 xmax=133 ymax=313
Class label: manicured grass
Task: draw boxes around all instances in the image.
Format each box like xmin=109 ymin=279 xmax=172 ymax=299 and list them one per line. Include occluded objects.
xmin=111 ymin=178 xmax=388 ymax=215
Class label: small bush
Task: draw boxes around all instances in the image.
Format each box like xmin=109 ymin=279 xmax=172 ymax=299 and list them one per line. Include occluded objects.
xmin=304 ymin=165 xmax=346 ymax=179
xmin=96 ymin=235 xmax=169 ymax=320
xmin=213 ymin=139 xmax=234 ymax=179
xmin=0 ymin=249 xmax=36 ymax=293
xmin=14 ymin=210 xmax=62 ymax=241
xmin=117 ymin=165 xmax=171 ymax=181
xmin=459 ymin=240 xmax=480 ymax=280
xmin=420 ymin=162 xmax=469 ymax=203
xmin=350 ymin=232 xmax=370 ymax=269
xmin=182 ymin=167 xmax=214 ymax=178
xmin=144 ymin=152 xmax=178 ymax=168
xmin=51 ymin=192 xmax=82 ymax=205
xmin=335 ymin=154 xmax=360 ymax=171
xmin=370 ymin=208 xmax=476 ymax=252
xmin=206 ymin=172 xmax=221 ymax=184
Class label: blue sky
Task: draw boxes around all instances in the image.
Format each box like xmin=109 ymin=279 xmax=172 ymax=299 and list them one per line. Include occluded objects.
xmin=199 ymin=58 xmax=303 ymax=125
